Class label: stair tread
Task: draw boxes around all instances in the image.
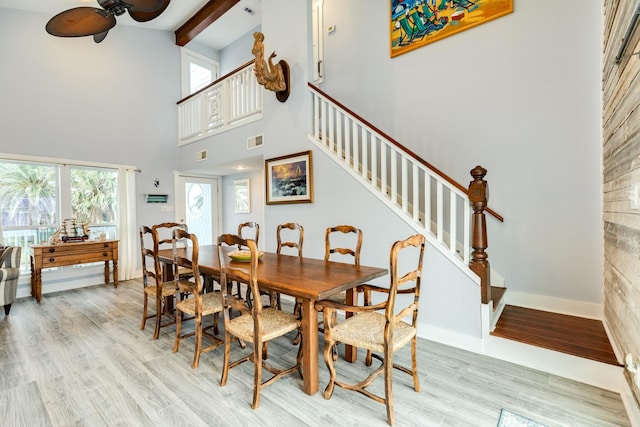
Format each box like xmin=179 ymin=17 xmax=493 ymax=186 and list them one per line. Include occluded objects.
xmin=491 ymin=305 xmax=621 ymax=366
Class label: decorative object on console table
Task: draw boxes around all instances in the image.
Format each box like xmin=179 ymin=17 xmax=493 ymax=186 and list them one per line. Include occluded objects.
xmin=265 ymin=151 xmax=313 ymax=205
xmin=60 ymin=218 xmax=90 ymax=242
xmin=251 ymin=31 xmax=290 ymax=102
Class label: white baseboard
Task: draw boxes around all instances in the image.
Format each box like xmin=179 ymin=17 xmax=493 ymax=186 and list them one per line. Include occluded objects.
xmin=418 ymin=322 xmax=626 ymax=392
xmin=622 ymin=385 xmax=640 ymax=427
xmin=506 ymin=291 xmax=603 ymax=319
xmin=417 ymin=322 xmax=484 ymax=353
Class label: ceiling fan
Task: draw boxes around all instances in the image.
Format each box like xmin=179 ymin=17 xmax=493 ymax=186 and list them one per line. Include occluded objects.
xmin=45 ymin=0 xmax=171 ymax=43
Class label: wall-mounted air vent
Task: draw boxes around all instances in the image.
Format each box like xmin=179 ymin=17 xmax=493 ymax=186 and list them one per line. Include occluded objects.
xmin=247 ymin=134 xmax=264 ymax=150
xmin=196 ymin=149 xmax=207 ymax=161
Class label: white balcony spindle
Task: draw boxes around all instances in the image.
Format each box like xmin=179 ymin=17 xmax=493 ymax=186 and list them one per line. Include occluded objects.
xmin=449 ymin=192 xmax=457 ymax=254
xmin=413 ymin=163 xmax=419 ymax=223
xmin=401 ymin=155 xmax=408 ymax=212
xmin=437 ymin=181 xmax=444 ymax=242
xmin=391 ymin=150 xmax=398 ymax=205
xmin=362 ymin=130 xmax=369 ymax=180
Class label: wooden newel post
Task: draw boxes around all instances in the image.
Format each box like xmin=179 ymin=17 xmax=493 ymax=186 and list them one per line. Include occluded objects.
xmin=468 ymin=166 xmax=491 ymax=305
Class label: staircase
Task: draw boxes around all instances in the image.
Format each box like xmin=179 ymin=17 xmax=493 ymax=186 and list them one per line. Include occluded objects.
xmin=307 ymin=83 xmax=506 ymax=335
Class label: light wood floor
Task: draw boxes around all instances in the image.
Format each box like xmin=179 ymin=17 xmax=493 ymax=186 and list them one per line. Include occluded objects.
xmin=0 ymin=280 xmax=631 ymax=427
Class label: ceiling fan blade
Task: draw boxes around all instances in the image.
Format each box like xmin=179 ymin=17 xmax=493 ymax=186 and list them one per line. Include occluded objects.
xmin=125 ymin=0 xmax=164 ymax=13
xmin=93 ymin=31 xmax=110 ymax=43
xmin=127 ymin=0 xmax=170 ymax=22
xmin=46 ymin=7 xmax=116 ymax=38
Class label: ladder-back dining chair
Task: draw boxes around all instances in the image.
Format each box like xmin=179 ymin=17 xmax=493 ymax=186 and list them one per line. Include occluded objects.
xmin=322 ymin=225 xmax=363 ymax=358
xmin=139 ymin=225 xmax=177 ymax=339
xmin=274 ymin=222 xmax=304 ymax=311
xmin=172 ymin=228 xmax=225 ymax=368
xmin=217 ymin=234 xmax=302 ymax=409
xmin=238 ymin=221 xmax=260 ymax=245
xmin=276 ymin=222 xmax=304 ymax=256
xmin=235 ymin=221 xmax=261 ymax=300
xmin=152 ymin=222 xmax=194 ymax=281
xmin=277 ymin=222 xmax=304 ymax=340
xmin=316 ymin=233 xmax=425 ymax=426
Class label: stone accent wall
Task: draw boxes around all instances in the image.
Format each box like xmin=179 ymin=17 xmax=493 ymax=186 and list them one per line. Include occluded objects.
xmin=603 ymin=0 xmax=640 ymax=406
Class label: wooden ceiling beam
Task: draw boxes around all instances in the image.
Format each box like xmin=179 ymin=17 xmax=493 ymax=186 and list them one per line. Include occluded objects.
xmin=174 ymin=0 xmax=240 ymax=47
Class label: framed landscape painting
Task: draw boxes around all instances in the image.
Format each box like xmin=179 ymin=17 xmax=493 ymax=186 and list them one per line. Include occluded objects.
xmin=390 ymin=0 xmax=513 ymax=57
xmin=265 ymin=151 xmax=313 ymax=205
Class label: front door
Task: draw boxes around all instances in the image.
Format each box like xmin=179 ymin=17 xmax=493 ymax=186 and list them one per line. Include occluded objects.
xmin=174 ymin=174 xmax=219 ymax=246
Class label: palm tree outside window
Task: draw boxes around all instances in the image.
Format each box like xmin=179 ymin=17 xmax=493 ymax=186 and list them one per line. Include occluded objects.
xmin=0 ymin=160 xmax=118 ymax=271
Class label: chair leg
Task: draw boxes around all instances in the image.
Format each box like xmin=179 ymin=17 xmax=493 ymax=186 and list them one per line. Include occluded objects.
xmin=292 ymin=299 xmax=302 ymax=345
xmin=4 ymin=304 xmax=11 ymax=315
xmin=213 ymin=312 xmax=219 ymax=335
xmin=192 ymin=313 xmax=202 ymax=368
xmin=252 ymin=339 xmax=263 ymax=409
xmin=384 ymin=350 xmax=395 ymax=426
xmin=220 ymin=330 xmax=231 ymax=386
xmin=153 ymin=295 xmax=162 ymax=340
xmin=331 ymin=311 xmax=339 ymax=361
xmin=411 ymin=337 xmax=420 ymax=392
xmin=323 ymin=339 xmax=336 ymax=399
xmin=173 ymin=310 xmax=182 ymax=353
xmin=140 ymin=293 xmax=148 ymax=330
xmin=296 ymin=332 xmax=304 ymax=379
xmin=366 ymin=349 xmax=373 ymax=366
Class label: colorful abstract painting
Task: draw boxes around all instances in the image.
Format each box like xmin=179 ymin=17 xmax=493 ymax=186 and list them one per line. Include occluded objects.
xmin=390 ymin=0 xmax=513 ymax=57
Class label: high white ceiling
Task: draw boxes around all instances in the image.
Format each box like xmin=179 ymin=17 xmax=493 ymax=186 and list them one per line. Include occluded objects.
xmin=0 ymin=0 xmax=261 ymax=50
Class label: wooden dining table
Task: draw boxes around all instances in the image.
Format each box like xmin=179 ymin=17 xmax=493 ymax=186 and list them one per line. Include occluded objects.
xmin=156 ymin=245 xmax=388 ymax=395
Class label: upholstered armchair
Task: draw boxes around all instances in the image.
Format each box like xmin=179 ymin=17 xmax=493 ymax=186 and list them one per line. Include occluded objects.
xmin=0 ymin=246 xmax=22 ymax=315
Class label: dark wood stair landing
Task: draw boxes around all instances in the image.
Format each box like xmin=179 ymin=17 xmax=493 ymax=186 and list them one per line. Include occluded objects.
xmin=491 ymin=305 xmax=622 ymax=366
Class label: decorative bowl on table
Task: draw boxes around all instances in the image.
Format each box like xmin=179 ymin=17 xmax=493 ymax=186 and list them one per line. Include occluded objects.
xmin=228 ymin=250 xmax=264 ymax=262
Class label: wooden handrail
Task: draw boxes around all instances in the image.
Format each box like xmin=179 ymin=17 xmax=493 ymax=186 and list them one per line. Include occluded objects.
xmin=177 ymin=60 xmax=256 ymax=105
xmin=308 ymin=82 xmax=504 ymax=223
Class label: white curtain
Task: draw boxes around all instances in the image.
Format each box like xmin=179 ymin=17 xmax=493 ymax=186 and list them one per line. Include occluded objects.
xmin=118 ymin=168 xmax=137 ymax=280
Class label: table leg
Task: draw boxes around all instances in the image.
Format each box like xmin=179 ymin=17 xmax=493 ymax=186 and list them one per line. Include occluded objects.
xmin=113 ymin=260 xmax=118 ymax=288
xmin=30 ymin=255 xmax=35 ymax=299
xmin=301 ymin=298 xmax=319 ymax=395
xmin=343 ymin=287 xmax=357 ymax=362
xmin=104 ymin=261 xmax=109 ymax=284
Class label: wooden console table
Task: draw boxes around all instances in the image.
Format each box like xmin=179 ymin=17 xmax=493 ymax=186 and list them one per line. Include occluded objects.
xmin=30 ymin=240 xmax=119 ymax=303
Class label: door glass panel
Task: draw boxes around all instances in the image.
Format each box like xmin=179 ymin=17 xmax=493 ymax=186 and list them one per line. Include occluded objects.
xmin=176 ymin=175 xmax=218 ymax=246
xmin=185 ymin=182 xmax=213 ymax=246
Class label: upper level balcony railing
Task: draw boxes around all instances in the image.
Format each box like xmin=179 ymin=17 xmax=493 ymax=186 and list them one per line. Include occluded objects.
xmin=177 ymin=60 xmax=263 ymax=146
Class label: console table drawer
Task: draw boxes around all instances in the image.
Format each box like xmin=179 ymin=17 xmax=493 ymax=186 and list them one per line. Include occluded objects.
xmin=42 ymin=241 xmax=114 ymax=256
xmin=42 ymin=251 xmax=113 ymax=268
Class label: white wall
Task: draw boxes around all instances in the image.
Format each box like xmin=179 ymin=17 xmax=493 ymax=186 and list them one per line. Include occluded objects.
xmin=318 ymin=0 xmax=604 ymax=310
xmin=0 ymin=8 xmax=182 ymax=265
xmin=221 ymin=170 xmax=265 ymax=246
xmin=219 ymin=24 xmax=261 ymax=75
